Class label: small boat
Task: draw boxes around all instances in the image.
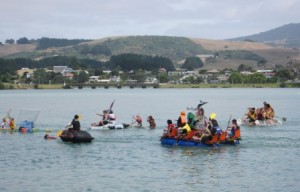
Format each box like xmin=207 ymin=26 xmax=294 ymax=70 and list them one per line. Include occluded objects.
xmin=90 ymin=123 xmax=130 ymax=130
xmin=60 ymin=130 xmax=94 ymax=143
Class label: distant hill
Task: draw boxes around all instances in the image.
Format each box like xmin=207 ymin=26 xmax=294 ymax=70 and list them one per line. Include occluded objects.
xmin=0 ymin=33 xmax=299 ymax=71
xmin=231 ymin=23 xmax=300 ymax=48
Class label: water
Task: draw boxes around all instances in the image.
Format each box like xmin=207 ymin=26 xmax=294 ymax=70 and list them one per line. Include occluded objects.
xmin=0 ymin=88 xmax=299 ymax=192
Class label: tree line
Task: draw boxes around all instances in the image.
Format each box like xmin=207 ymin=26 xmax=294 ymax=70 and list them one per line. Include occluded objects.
xmin=0 ymin=53 xmax=176 ymax=85
xmin=0 ymin=37 xmax=92 ymax=50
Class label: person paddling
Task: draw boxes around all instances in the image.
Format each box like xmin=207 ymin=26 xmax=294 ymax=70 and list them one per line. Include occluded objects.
xmin=69 ymin=114 xmax=81 ymax=132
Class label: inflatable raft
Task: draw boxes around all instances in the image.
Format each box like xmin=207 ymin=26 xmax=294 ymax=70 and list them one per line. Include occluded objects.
xmin=60 ymin=130 xmax=94 ymax=143
xmin=90 ymin=123 xmax=129 ymax=130
xmin=161 ymin=137 xmax=240 ymax=147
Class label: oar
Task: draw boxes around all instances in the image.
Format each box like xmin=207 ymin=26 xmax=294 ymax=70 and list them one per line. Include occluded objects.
xmin=275 ymin=116 xmax=287 ymax=122
xmin=55 ymin=130 xmax=63 ymax=138
xmin=130 ymin=115 xmax=134 ymax=127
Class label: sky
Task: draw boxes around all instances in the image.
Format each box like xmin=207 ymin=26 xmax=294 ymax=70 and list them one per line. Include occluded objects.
xmin=0 ymin=0 xmax=299 ymax=42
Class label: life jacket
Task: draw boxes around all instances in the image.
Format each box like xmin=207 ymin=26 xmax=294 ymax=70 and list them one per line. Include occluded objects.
xmin=248 ymin=112 xmax=256 ymax=120
xmin=187 ymin=130 xmax=195 ymax=139
xmin=234 ymin=128 xmax=241 ymax=138
xmin=170 ymin=127 xmax=177 ymax=137
xmin=207 ymin=134 xmax=219 ymax=144
xmin=180 ymin=112 xmax=186 ymax=125
xmin=183 ymin=123 xmax=191 ymax=133
xmin=219 ymin=131 xmax=227 ymax=141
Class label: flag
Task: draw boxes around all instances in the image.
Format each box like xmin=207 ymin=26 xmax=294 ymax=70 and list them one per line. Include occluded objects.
xmin=108 ymin=99 xmax=115 ymax=113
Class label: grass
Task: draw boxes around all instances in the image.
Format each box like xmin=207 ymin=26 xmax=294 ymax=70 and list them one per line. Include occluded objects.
xmin=159 ymin=83 xmax=280 ymax=88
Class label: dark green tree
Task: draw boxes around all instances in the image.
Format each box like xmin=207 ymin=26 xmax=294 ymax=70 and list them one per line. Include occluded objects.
xmin=16 ymin=37 xmax=30 ymax=44
xmin=77 ymin=71 xmax=89 ymax=83
xmin=5 ymin=39 xmax=15 ymax=44
xmin=229 ymin=72 xmax=243 ymax=84
xmin=182 ymin=57 xmax=204 ymax=70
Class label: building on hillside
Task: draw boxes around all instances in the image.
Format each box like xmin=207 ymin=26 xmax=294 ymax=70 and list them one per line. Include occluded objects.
xmin=53 ymin=66 xmax=73 ymax=75
xmin=17 ymin=68 xmax=35 ymax=78
xmin=256 ymin=69 xmax=275 ymax=78
xmin=53 ymin=66 xmax=67 ymax=74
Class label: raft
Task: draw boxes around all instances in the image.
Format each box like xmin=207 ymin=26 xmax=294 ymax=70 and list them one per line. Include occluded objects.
xmin=161 ymin=137 xmax=216 ymax=147
xmin=60 ymin=130 xmax=94 ymax=143
xmin=239 ymin=119 xmax=282 ymax=127
xmin=90 ymin=123 xmax=129 ymax=130
xmin=161 ymin=137 xmax=240 ymax=147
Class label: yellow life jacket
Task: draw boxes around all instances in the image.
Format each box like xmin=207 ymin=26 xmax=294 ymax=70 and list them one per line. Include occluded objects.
xmin=183 ymin=123 xmax=191 ymax=133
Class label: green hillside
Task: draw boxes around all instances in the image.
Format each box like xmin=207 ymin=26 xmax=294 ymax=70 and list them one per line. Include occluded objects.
xmin=2 ymin=36 xmax=207 ymax=63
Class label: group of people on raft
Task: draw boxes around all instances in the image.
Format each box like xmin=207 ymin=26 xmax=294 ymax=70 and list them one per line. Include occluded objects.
xmin=93 ymin=108 xmax=156 ymax=129
xmin=243 ymin=101 xmax=277 ymax=126
xmin=1 ymin=116 xmax=30 ymax=133
xmin=162 ymin=103 xmax=241 ymax=144
xmin=1 ymin=117 xmax=16 ymax=130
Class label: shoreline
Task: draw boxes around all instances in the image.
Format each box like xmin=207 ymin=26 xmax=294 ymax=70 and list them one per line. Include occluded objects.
xmin=1 ymin=82 xmax=300 ymax=89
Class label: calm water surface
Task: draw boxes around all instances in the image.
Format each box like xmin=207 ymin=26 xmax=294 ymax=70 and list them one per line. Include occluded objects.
xmin=0 ymin=88 xmax=299 ymax=192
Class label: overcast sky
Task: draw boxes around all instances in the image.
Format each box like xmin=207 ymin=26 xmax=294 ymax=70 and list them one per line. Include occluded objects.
xmin=0 ymin=0 xmax=299 ymax=42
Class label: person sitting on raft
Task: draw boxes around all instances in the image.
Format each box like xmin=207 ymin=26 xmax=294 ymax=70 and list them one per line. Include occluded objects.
xmin=226 ymin=119 xmax=240 ymax=139
xmin=177 ymin=111 xmax=186 ymax=128
xmin=177 ymin=122 xmax=191 ymax=140
xmin=256 ymin=108 xmax=264 ymax=121
xmin=247 ymin=107 xmax=257 ymax=125
xmin=69 ymin=114 xmax=81 ymax=132
xmin=97 ymin=110 xmax=109 ymax=126
xmin=199 ymin=113 xmax=221 ymax=143
xmin=1 ymin=118 xmax=8 ymax=129
xmin=264 ymin=103 xmax=275 ymax=120
xmin=147 ymin=115 xmax=156 ymax=129
xmin=162 ymin=119 xmax=177 ymax=138
xmin=8 ymin=117 xmax=16 ymax=130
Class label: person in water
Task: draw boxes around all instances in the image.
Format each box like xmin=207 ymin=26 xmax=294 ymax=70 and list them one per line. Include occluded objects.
xmin=134 ymin=115 xmax=143 ymax=127
xmin=44 ymin=134 xmax=56 ymax=140
xmin=69 ymin=114 xmax=80 ymax=132
xmin=147 ymin=115 xmax=156 ymax=129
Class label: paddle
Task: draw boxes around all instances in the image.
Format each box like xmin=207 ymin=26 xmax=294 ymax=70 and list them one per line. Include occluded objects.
xmin=130 ymin=115 xmax=134 ymax=127
xmin=55 ymin=130 xmax=63 ymax=138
